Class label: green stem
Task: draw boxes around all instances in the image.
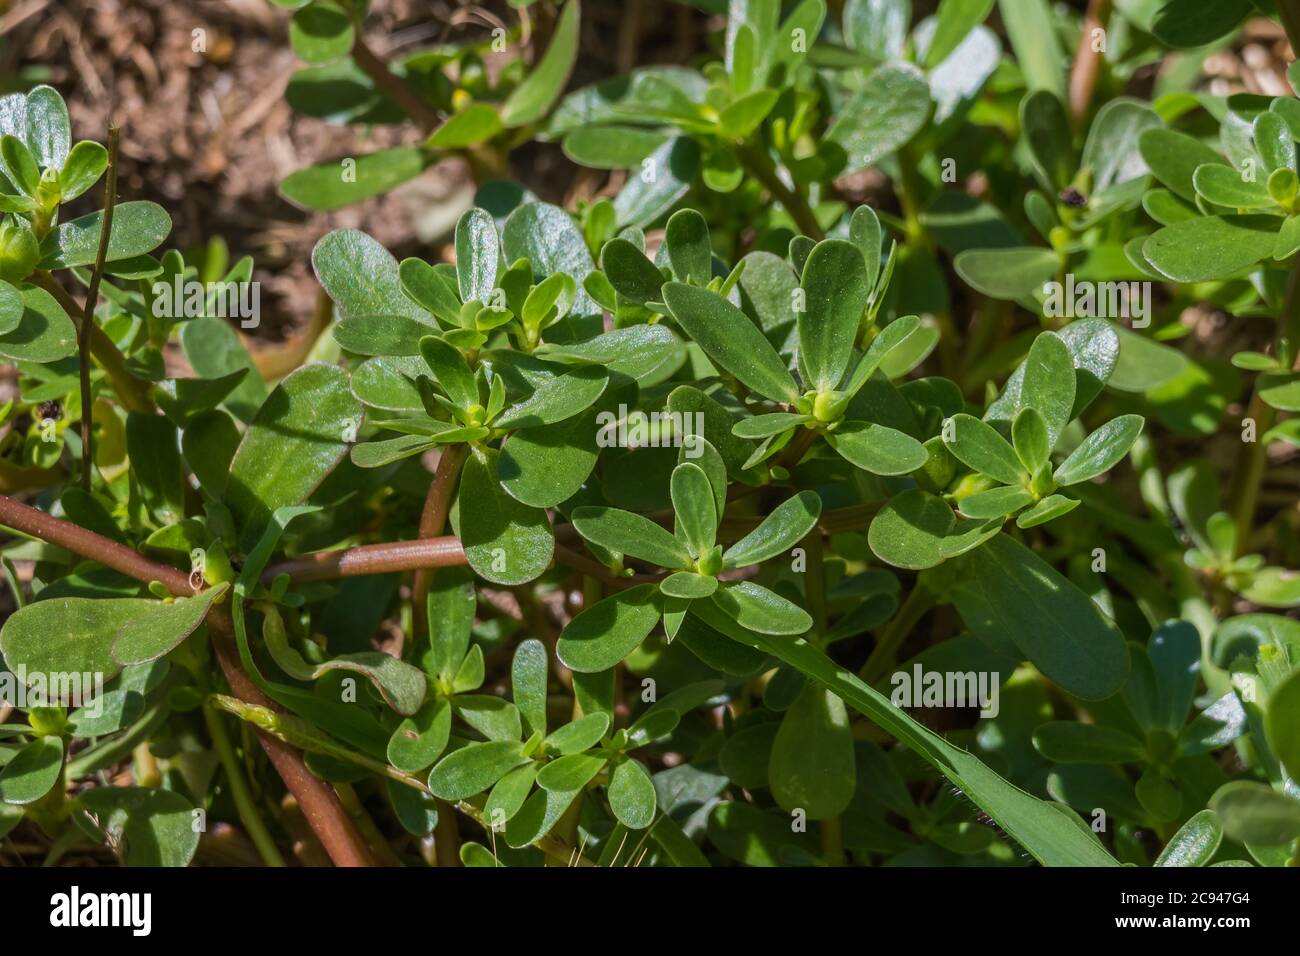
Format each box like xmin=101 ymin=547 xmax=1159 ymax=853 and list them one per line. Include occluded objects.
xmin=1228 ymin=253 xmax=1300 ymax=553
xmin=203 ymin=702 xmax=286 ymax=867
xmin=858 ymin=577 xmax=936 ymax=683
xmin=75 ymin=125 xmax=119 ymax=490
xmin=736 ymin=142 xmax=825 ymax=240
xmin=803 ymin=527 xmax=828 ymax=638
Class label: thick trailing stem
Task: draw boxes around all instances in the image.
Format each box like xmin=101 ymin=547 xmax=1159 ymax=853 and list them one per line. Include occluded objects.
xmin=412 ymin=443 xmax=468 ymax=641
xmin=1067 ymin=0 xmax=1112 ymax=127
xmin=735 ymin=142 xmax=825 ymax=240
xmin=77 ymin=124 xmax=120 ymax=490
xmin=264 ymin=535 xmax=467 ymax=584
xmin=0 ymin=493 xmax=376 ymax=867
xmin=351 ymin=37 xmax=441 ymax=132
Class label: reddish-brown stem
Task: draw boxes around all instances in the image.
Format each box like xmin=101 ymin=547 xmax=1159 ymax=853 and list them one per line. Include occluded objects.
xmin=0 ymin=493 xmax=376 ymax=867
xmin=412 ymin=444 xmax=468 ymax=640
xmin=0 ymin=493 xmax=191 ymax=592
xmin=208 ymin=614 xmax=376 ymax=867
xmin=264 ymin=536 xmax=467 ymax=584
xmin=1068 ymin=0 xmax=1112 ymax=127
xmin=351 ymin=37 xmax=441 ymax=132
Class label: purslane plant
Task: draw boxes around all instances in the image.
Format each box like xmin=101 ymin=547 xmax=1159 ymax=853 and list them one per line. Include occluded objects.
xmin=1 ymin=0 xmax=1300 ymax=870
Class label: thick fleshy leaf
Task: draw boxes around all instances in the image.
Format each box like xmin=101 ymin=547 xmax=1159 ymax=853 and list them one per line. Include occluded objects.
xmin=334 ymin=314 xmax=430 ymax=357
xmin=312 ymin=228 xmax=426 ymax=321
xmin=455 ymin=207 xmax=502 ymax=305
xmin=1192 ymin=164 xmax=1272 ymax=209
xmin=289 ymin=1 xmax=355 ymax=62
xmin=427 ymin=741 xmax=529 ymax=801
xmin=671 ymin=462 xmax=717 ymax=558
xmin=723 ymin=491 xmax=821 ymax=568
xmin=1011 ymin=406 xmax=1050 ymax=473
xmin=537 ymin=752 xmax=607 ymax=792
xmin=1020 ymin=332 xmax=1076 ymax=448
xmin=1053 ymin=415 xmax=1143 ymax=486
xmin=534 ymin=324 xmax=684 ymax=384
xmin=280 ymin=148 xmax=426 ymax=211
xmin=226 ymin=363 xmax=363 ymax=552
xmin=943 ymin=413 xmax=1025 ymax=485
xmin=663 ymin=281 xmax=798 ymax=402
xmin=769 ymin=684 xmax=855 ymax=820
xmin=556 ymin=584 xmax=663 ymax=673
xmin=179 ymin=318 xmax=267 ymax=422
xmin=957 ymin=485 xmax=1033 ymax=519
xmin=0 ymin=286 xmax=76 ymax=364
xmin=986 ymin=318 xmax=1118 ymax=427
xmin=0 ymin=280 xmax=21 ymax=335
xmin=458 ymin=446 xmax=554 ymax=585
xmin=24 ymin=85 xmax=72 ymax=168
xmin=37 ymin=201 xmax=171 ymax=269
xmin=711 ymin=581 xmax=811 ymax=636
xmin=263 ymin=606 xmax=426 ymax=716
xmin=1021 ymin=89 xmax=1073 ymax=190
xmin=484 ymin=763 xmax=538 ymax=826
xmin=1267 ymin=669 xmax=1300 ymax=782
xmin=664 ymin=208 xmax=712 ymax=285
xmin=493 ymin=364 xmax=607 ymax=430
xmin=612 ymin=136 xmax=700 ymax=228
xmin=427 ymin=104 xmax=502 ymax=148
xmin=1015 ymin=493 xmax=1079 ymax=528
xmin=951 ymin=534 xmax=1129 ymax=700
xmin=825 ymin=420 xmax=927 ymax=476
xmin=1107 ymin=325 xmax=1187 ymax=393
xmin=562 ymin=126 xmax=669 ymax=168
xmin=544 ymin=713 xmax=610 ymax=755
xmin=112 ymin=583 xmax=228 ymax=665
xmin=0 ymin=736 xmax=63 ymax=805
xmin=953 ymin=247 xmax=1058 ymax=300
xmin=868 ymin=489 xmax=1000 ymax=570
xmin=0 ymin=597 xmax=153 ymax=687
xmin=1138 ymin=128 xmax=1228 ymax=201
xmin=571 ymin=505 xmax=690 ymax=569
xmin=1155 ymin=810 xmax=1223 ymax=867
xmin=506 ymin=786 xmax=581 ymax=849
xmin=57 ymin=140 xmax=107 ymax=201
xmin=1209 ymin=781 xmax=1300 ymax=846
xmin=387 ymin=699 xmax=452 ymax=773
xmin=73 ymin=787 xmax=200 ymax=866
xmin=601 ymin=237 xmax=665 ymax=304
xmin=419 ymin=335 xmax=478 ymax=409
xmin=1031 ymin=722 xmax=1145 ymax=763
xmin=826 ymin=63 xmax=930 ymax=172
xmin=608 ymin=758 xmax=657 ymax=829
xmin=732 ymin=412 xmax=808 ymax=439
xmin=1259 ymin=371 xmax=1300 ymax=412
xmin=500 ymin=0 xmax=580 ymax=127
xmin=502 ymin=201 xmax=599 ymax=323
xmin=841 ymin=315 xmax=921 ymax=399
xmin=511 ymin=639 xmax=549 ymax=740
xmin=1151 ymin=0 xmax=1252 ymax=49
xmin=659 ymin=571 xmax=718 ymax=600
xmin=798 ymin=239 xmax=868 ymax=390
xmin=1143 ymin=215 xmax=1278 ymax=282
